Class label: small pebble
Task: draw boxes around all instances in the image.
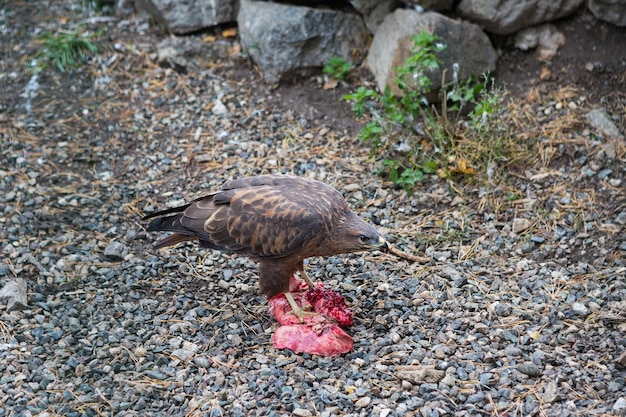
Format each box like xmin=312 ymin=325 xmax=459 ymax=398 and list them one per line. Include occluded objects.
xmin=517 ymin=363 xmax=542 ymax=377
xmin=104 ymin=241 xmax=127 ymax=261
xmin=530 ymin=235 xmax=545 ymax=243
xmin=354 ymin=396 xmax=371 ymax=408
xmin=613 ymin=397 xmax=626 ymax=414
xmin=571 ymin=302 xmax=589 ymax=316
xmin=512 ymin=218 xmax=531 ymax=233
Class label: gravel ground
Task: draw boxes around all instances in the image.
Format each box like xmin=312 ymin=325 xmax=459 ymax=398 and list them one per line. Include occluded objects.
xmin=1 ymin=2 xmax=625 ymax=417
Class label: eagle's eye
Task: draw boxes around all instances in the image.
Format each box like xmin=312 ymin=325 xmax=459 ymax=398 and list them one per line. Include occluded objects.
xmin=358 ymin=234 xmax=370 ymax=244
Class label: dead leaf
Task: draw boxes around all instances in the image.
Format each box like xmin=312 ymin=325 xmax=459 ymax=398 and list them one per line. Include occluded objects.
xmin=202 ymin=35 xmax=217 ymax=42
xmin=323 ymin=79 xmax=339 ymax=90
xmin=450 ymin=157 xmax=476 ymax=175
xmin=222 ymin=28 xmax=238 ymax=38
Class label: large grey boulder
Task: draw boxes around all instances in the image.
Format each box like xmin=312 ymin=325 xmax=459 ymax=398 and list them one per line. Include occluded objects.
xmin=367 ymin=10 xmax=497 ymax=96
xmin=457 ymin=0 xmax=585 ymax=35
xmin=588 ymin=0 xmax=626 ymax=26
xmin=238 ymin=0 xmax=369 ymax=84
xmin=136 ymin=0 xmax=237 ymax=34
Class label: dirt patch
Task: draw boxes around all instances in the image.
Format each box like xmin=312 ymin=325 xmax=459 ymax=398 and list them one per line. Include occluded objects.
xmin=494 ymin=9 xmax=626 ymax=105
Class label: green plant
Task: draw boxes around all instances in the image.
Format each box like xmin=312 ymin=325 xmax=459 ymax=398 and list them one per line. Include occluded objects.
xmin=457 ymin=79 xmax=521 ymax=176
xmin=446 ymin=74 xmax=485 ymax=114
xmin=345 ymin=31 xmax=516 ymax=191
xmin=344 ymin=31 xmax=446 ymax=191
xmin=35 ymin=29 xmax=98 ymax=72
xmin=323 ymin=56 xmax=352 ymax=81
xmin=382 ymin=158 xmax=438 ymax=186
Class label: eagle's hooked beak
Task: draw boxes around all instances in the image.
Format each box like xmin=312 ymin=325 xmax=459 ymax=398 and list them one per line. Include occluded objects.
xmin=378 ymin=236 xmax=389 ymax=253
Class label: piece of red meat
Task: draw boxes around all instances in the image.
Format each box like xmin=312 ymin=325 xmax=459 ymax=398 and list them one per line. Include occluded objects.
xmin=305 ymin=286 xmax=353 ymax=326
xmin=273 ymin=319 xmax=353 ymax=356
xmin=269 ymin=275 xmax=354 ymax=356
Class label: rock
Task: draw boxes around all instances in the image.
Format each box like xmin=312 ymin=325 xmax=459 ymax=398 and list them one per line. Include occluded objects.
xmin=542 ymin=381 xmax=560 ymax=403
xmin=512 ymin=218 xmax=531 ymax=234
xmin=155 ymin=36 xmax=232 ymax=72
xmin=171 ymin=348 xmax=195 ymax=361
xmin=505 ymin=346 xmax=523 ymax=357
xmin=350 ymin=0 xmax=396 ymax=33
xmin=135 ymin=346 xmax=148 ymax=357
xmin=0 ymin=264 xmax=12 ymax=276
xmin=494 ymin=302 xmax=512 ymax=316
xmin=467 ymin=392 xmax=485 ymax=403
xmin=457 ymin=0 xmax=585 ymax=35
xmin=419 ymin=383 xmax=439 ymax=394
xmin=571 ymin=302 xmax=589 ymax=316
xmin=67 ymin=317 xmax=81 ymax=334
xmin=395 ymin=365 xmax=445 ymax=384
xmin=441 ymin=265 xmax=462 ymax=281
xmin=292 ymin=408 xmax=313 ymax=417
xmin=366 ymin=9 xmax=496 ymax=97
xmin=115 ymin=0 xmax=135 ymax=16
xmin=401 ymin=0 xmax=456 ymax=11
xmin=0 ymin=278 xmax=28 ymax=311
xmin=354 ymin=396 xmax=372 ymax=408
xmin=146 ymin=370 xmax=168 ymax=380
xmin=238 ymin=0 xmax=369 ymax=84
xmin=212 ymin=99 xmax=229 ymax=116
xmin=156 ymin=43 xmax=188 ymax=72
xmin=104 ymin=241 xmax=127 ymax=261
xmin=598 ymin=168 xmax=612 ymax=179
xmin=517 ymin=363 xmax=542 ymax=377
xmin=440 ymin=374 xmax=456 ymax=386
xmin=614 ymin=397 xmax=626 ymax=414
xmin=136 ymin=0 xmax=236 ymax=34
xmin=514 ymin=24 xmax=565 ymax=61
xmin=194 ymin=356 xmax=211 ymax=368
xmin=588 ymin=0 xmax=626 ymax=26
xmin=586 ymin=108 xmax=623 ymax=138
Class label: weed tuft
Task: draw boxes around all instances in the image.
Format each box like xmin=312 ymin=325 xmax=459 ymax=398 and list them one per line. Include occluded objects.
xmin=323 ymin=56 xmax=352 ymax=81
xmin=345 ymin=31 xmax=525 ymax=192
xmin=34 ymin=29 xmax=98 ymax=73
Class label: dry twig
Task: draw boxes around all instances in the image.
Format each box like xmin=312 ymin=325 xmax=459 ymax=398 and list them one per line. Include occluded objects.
xmin=385 ymin=243 xmax=430 ymax=263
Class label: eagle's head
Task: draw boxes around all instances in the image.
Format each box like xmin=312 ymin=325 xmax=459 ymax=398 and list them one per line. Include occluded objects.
xmin=325 ymin=211 xmax=386 ymax=255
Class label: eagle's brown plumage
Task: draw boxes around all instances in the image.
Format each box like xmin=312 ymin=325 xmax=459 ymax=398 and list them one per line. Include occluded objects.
xmin=143 ymin=175 xmax=385 ymax=318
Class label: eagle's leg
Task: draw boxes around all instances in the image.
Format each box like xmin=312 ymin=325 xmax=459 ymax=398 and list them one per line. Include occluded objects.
xmin=284 ymin=292 xmax=315 ymax=323
xmin=300 ymin=268 xmax=315 ymax=290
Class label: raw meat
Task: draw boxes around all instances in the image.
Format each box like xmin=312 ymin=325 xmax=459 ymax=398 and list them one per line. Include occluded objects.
xmin=269 ymin=275 xmax=354 ymax=356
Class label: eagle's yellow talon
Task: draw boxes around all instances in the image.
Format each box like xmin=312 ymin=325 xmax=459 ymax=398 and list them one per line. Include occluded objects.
xmin=284 ymin=292 xmax=315 ymax=323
